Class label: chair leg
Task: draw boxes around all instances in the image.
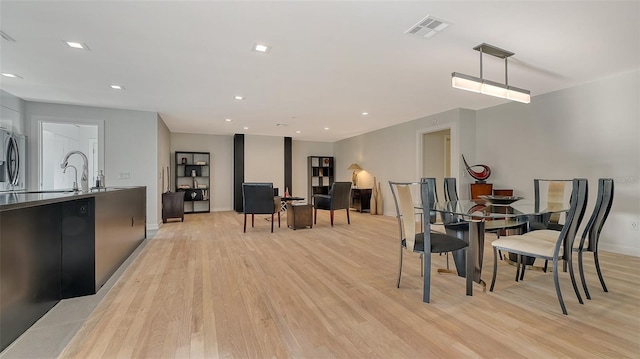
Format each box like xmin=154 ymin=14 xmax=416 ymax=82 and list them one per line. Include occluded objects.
xmin=578 ymin=249 xmax=591 ymax=300
xmin=490 ymin=247 xmax=498 ymax=292
xmin=553 ymin=258 xmax=568 ymax=315
xmin=252 ymin=214 xmax=255 ymax=227
xmin=278 ymin=212 xmax=281 ymax=228
xmin=271 ymin=214 xmax=274 ymax=232
xmin=520 ymin=257 xmax=526 ymax=281
xmin=498 ymin=250 xmax=503 ymax=261
xmin=330 ymin=210 xmax=334 ymax=227
xmin=594 ymin=251 xmax=608 ymax=292
xmin=446 ymin=252 xmax=450 ymax=270
xmin=397 ymin=247 xmax=404 ymax=288
xmin=314 ymin=208 xmax=317 ymax=224
xmin=243 ymin=214 xmax=247 ymax=233
xmin=420 ymin=253 xmax=424 ymax=277
xmin=346 ymin=208 xmax=350 ymax=224
xmin=568 ymin=253 xmax=583 ymax=304
xmin=515 ymin=255 xmax=521 ymax=282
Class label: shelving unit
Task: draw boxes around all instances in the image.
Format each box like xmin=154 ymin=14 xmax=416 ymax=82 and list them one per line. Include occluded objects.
xmin=308 ymin=156 xmax=334 ymax=204
xmin=175 ymin=151 xmax=210 ymax=213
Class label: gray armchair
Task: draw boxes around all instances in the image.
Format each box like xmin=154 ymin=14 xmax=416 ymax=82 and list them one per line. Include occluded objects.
xmin=313 ymin=182 xmax=352 ymax=227
xmin=242 ymin=182 xmax=281 ymax=232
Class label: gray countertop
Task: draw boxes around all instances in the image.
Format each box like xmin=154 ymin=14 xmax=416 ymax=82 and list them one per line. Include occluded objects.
xmin=0 ymin=187 xmax=145 ymax=212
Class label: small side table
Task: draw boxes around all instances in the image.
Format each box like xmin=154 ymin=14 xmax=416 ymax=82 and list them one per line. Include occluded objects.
xmin=287 ymin=203 xmax=313 ymax=230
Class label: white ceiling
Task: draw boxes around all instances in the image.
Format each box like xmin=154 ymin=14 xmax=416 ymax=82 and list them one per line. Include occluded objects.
xmin=1 ymin=1 xmax=638 ymax=142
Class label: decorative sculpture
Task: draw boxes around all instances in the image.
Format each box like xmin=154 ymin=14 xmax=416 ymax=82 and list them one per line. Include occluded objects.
xmin=462 ymin=154 xmax=491 ymax=183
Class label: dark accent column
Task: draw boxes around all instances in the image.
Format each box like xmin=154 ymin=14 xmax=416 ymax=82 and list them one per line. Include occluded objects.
xmin=284 ymin=137 xmax=292 ymax=194
xmin=234 ymin=134 xmax=245 ymax=212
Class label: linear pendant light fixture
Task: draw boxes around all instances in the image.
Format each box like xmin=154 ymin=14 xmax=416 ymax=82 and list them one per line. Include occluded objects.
xmin=452 ymin=43 xmax=531 ymax=103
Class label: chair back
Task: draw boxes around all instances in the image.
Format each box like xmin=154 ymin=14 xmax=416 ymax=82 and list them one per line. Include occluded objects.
xmin=389 ymin=182 xmax=420 ymax=251
xmin=444 ymin=177 xmax=458 ymax=201
xmin=578 ymin=178 xmax=614 ymax=252
xmin=553 ymin=178 xmax=589 ymax=259
xmin=242 ymin=182 xmax=276 ymax=214
xmin=534 ymin=179 xmax=570 ymax=227
xmin=329 ymin=182 xmax=352 ymax=210
xmin=420 ymin=178 xmax=438 ymax=224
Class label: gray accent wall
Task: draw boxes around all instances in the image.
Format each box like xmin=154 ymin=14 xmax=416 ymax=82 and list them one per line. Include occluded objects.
xmin=334 ymin=108 xmax=476 ymax=216
xmin=24 ymin=102 xmax=160 ymax=229
xmin=0 ymin=90 xmax=25 ymax=134
xmin=4 ymin=70 xmax=638 ymax=256
xmin=334 ymin=70 xmax=639 ymax=257
xmin=475 ymin=70 xmax=640 ymax=256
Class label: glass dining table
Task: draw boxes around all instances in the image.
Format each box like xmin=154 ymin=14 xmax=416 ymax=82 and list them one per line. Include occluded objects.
xmin=424 ymin=199 xmax=570 ymax=299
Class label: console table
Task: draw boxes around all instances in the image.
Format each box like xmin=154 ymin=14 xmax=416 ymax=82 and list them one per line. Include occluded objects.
xmin=350 ymin=188 xmax=372 ymax=212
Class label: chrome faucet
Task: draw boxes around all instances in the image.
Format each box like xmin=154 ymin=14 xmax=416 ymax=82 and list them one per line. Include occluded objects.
xmin=63 ymin=165 xmax=79 ymax=191
xmin=60 ymin=150 xmax=89 ymax=192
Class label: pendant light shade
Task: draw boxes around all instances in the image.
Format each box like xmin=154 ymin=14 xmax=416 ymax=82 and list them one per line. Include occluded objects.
xmin=452 ymin=43 xmax=531 ymax=104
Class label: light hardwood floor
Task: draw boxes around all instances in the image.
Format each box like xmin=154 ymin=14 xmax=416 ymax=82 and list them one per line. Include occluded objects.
xmin=60 ymin=211 xmax=640 ymax=358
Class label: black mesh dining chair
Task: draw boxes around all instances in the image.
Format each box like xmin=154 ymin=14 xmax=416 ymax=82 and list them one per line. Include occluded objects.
xmin=490 ymin=178 xmax=588 ymax=315
xmin=575 ymin=178 xmax=614 ymax=299
xmin=389 ymin=181 xmax=468 ymax=302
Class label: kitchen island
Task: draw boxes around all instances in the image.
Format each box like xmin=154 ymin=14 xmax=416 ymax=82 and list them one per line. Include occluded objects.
xmin=0 ymin=187 xmax=146 ymax=352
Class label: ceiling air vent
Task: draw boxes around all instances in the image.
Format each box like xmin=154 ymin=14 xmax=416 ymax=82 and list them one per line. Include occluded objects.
xmin=405 ymin=15 xmax=450 ymax=39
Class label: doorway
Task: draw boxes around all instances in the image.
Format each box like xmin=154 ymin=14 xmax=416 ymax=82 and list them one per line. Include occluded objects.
xmin=416 ymin=123 xmax=459 ymax=201
xmin=41 ymin=122 xmax=98 ymax=190
xmin=422 ymin=129 xmax=451 ymax=200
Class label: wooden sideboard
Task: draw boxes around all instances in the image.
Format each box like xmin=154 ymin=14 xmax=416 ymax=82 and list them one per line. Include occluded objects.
xmin=470 ymin=183 xmax=493 ymax=199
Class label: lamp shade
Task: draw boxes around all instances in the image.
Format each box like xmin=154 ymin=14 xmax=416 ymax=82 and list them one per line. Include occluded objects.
xmin=347 ymin=163 xmax=362 ymax=171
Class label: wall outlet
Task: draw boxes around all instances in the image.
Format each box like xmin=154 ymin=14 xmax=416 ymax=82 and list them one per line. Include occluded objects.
xmin=632 ymin=221 xmax=639 ymax=231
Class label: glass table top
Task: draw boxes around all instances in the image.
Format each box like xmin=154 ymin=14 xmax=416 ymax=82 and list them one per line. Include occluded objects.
xmin=425 ymin=200 xmax=570 ymax=219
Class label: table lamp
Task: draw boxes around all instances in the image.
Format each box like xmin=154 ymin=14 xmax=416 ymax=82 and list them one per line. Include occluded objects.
xmin=347 ymin=163 xmax=362 ymax=188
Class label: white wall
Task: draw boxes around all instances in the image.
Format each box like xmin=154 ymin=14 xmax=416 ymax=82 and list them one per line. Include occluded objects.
xmin=475 ymin=70 xmax=640 ymax=256
xmin=24 ymin=102 xmax=160 ymax=229
xmin=291 ymin=140 xmax=333 ymax=200
xmin=170 ymin=133 xmax=233 ymax=211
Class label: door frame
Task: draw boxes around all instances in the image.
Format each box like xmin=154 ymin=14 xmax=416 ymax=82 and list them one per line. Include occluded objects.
xmin=32 ymin=115 xmax=104 ymax=190
xmin=416 ymin=122 xmax=459 ymax=185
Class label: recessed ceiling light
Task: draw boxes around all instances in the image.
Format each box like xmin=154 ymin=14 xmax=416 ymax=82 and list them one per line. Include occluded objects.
xmin=362 ymin=112 xmax=369 ymax=115
xmin=324 ymin=127 xmax=330 ymax=130
xmin=1 ymin=73 xmax=22 ymax=79
xmin=243 ymin=126 xmax=249 ymax=130
xmin=225 ymin=118 xmax=232 ymax=122
xmin=296 ymin=130 xmax=301 ymax=134
xmin=64 ymin=41 xmax=90 ymax=50
xmin=234 ymin=95 xmax=244 ymax=100
xmin=110 ymin=85 xmax=125 ymax=90
xmin=252 ymin=43 xmax=271 ymax=53
xmin=276 ymin=123 xmax=288 ymax=127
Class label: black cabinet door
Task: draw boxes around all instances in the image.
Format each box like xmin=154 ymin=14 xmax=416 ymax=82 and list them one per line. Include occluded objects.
xmin=1 ymin=204 xmax=62 ymax=352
